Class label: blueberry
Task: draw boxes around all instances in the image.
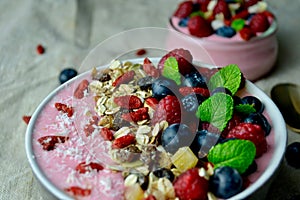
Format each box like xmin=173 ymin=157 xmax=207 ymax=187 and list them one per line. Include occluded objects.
xmin=233 ymin=95 xmax=243 ymax=106
xmin=137 ymin=76 xmax=155 ymax=91
xmin=241 ymin=96 xmax=264 ymax=113
xmin=285 ymin=142 xmax=300 ymax=169
xmin=181 ymin=94 xmax=206 ymax=113
xmin=242 ymin=160 xmax=258 ymax=176
xmin=190 ymin=130 xmax=221 ymax=156
xmin=152 ymin=78 xmax=177 ymax=100
xmin=161 ymin=123 xmax=194 ymax=154
xmin=243 ymin=112 xmax=271 ymax=136
xmin=216 ymin=26 xmax=236 ymax=38
xmin=183 ymin=71 xmax=207 ymax=88
xmin=59 ymin=68 xmax=78 ymax=84
xmin=211 ymin=87 xmax=232 ymax=96
xmin=209 ymin=166 xmax=243 ymax=199
xmin=153 ymin=168 xmax=175 ymax=182
xmin=178 ymin=17 xmax=189 ymax=27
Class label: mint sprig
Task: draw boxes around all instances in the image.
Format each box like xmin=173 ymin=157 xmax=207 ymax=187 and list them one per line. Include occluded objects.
xmin=162 ymin=57 xmax=181 ymax=85
xmin=196 ymin=93 xmax=233 ymax=131
xmin=208 ymin=64 xmax=241 ymax=95
xmin=207 ymin=139 xmax=256 ymax=174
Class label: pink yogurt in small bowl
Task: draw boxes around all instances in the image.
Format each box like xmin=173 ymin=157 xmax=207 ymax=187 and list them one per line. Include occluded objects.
xmin=167 ymin=1 xmax=278 ymax=81
xmin=25 ymin=57 xmax=286 ymax=200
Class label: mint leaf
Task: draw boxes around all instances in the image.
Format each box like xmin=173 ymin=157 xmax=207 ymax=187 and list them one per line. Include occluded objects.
xmin=196 ymin=93 xmax=233 ymax=131
xmin=231 ymin=19 xmax=245 ymax=31
xmin=235 ymin=104 xmax=256 ymax=114
xmin=208 ymin=64 xmax=241 ymax=95
xmin=207 ymin=139 xmax=256 ymax=174
xmin=162 ymin=57 xmax=181 ymax=85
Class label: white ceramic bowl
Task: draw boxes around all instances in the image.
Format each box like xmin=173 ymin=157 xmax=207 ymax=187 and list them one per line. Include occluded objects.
xmin=25 ymin=58 xmax=286 ymax=200
xmin=167 ymin=17 xmax=278 ymax=81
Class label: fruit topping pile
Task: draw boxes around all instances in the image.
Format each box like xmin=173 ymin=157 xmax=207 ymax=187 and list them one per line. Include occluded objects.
xmin=172 ymin=0 xmax=275 ymax=41
xmin=37 ymin=48 xmax=272 ymax=199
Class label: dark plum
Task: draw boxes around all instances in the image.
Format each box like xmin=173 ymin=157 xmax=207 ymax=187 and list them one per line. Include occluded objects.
xmin=209 ymin=166 xmax=243 ymax=199
xmin=161 ymin=123 xmax=194 ymax=154
xmin=59 ymin=68 xmax=78 ymax=84
xmin=243 ymin=112 xmax=271 ymax=136
xmin=152 ymin=78 xmax=177 ymax=100
xmin=241 ymin=96 xmax=264 ymax=113
xmin=183 ymin=71 xmax=207 ymax=88
xmin=285 ymin=142 xmax=300 ymax=169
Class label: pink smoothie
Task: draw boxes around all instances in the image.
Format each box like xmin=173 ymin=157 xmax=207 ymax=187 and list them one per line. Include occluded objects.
xmin=31 ymin=65 xmax=275 ymax=200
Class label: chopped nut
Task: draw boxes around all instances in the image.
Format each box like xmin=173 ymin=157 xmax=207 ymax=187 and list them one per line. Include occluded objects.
xmin=124 ymin=174 xmax=138 ymax=187
xmin=114 ymin=127 xmax=131 ymax=138
xmin=136 ymin=125 xmax=151 ymax=135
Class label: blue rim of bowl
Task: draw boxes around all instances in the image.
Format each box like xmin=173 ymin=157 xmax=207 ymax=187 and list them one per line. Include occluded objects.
xmin=25 ymin=58 xmax=287 ymax=200
xmin=168 ymin=17 xmax=278 ymax=45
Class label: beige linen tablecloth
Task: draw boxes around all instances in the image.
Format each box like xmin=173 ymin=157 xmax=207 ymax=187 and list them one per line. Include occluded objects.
xmin=0 ymin=0 xmax=299 ymax=199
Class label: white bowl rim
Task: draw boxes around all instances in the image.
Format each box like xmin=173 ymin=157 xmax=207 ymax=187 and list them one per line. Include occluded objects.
xmin=25 ymin=58 xmax=287 ymax=200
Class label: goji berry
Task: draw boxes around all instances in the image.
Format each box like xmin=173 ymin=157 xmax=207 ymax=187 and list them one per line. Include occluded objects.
xmin=84 ymin=116 xmax=99 ymax=137
xmin=100 ymin=127 xmax=114 ymax=141
xmin=112 ymin=71 xmax=135 ymax=87
xmin=22 ymin=115 xmax=31 ymax=124
xmin=114 ymin=95 xmax=143 ymax=109
xmin=112 ymin=134 xmax=135 ymax=149
xmin=54 ymin=102 xmax=73 ymax=117
xmin=65 ymin=186 xmax=91 ymax=196
xmin=75 ymin=161 xmax=104 ymax=173
xmin=38 ymin=135 xmax=68 ymax=151
xmin=179 ymin=87 xmax=210 ymax=97
xmin=143 ymin=58 xmax=160 ymax=78
xmin=145 ymin=97 xmax=159 ymax=110
xmin=122 ymin=107 xmax=149 ymax=122
xmin=74 ymin=79 xmax=89 ymax=99
xmin=36 ymin=44 xmax=45 ymax=54
xmin=136 ymin=48 xmax=147 ymax=56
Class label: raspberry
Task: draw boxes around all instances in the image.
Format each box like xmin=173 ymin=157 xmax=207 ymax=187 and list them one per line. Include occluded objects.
xmin=197 ymin=0 xmax=210 ymax=12
xmin=226 ymin=123 xmax=268 ymax=157
xmin=232 ymin=10 xmax=250 ymax=20
xmin=143 ymin=57 xmax=160 ymax=78
xmin=243 ymin=0 xmax=260 ymax=8
xmin=112 ymin=70 xmax=135 ymax=87
xmin=173 ymin=168 xmax=209 ymax=200
xmin=179 ymin=87 xmax=210 ymax=97
xmin=221 ymin=113 xmax=243 ymax=138
xmin=114 ymin=95 xmax=143 ymax=109
xmin=188 ymin=16 xmax=214 ymax=38
xmin=74 ymin=79 xmax=89 ymax=99
xmin=112 ymin=134 xmax=136 ymax=149
xmin=65 ymin=186 xmax=91 ymax=196
xmin=151 ymin=95 xmax=181 ymax=125
xmin=239 ymin=27 xmax=256 ymax=41
xmin=213 ymin=0 xmax=231 ymax=20
xmin=158 ymin=48 xmax=194 ymax=75
xmin=122 ymin=107 xmax=150 ymax=122
xmin=173 ymin=1 xmax=194 ymax=18
xmin=100 ymin=127 xmax=114 ymax=141
xmin=249 ymin=13 xmax=270 ymax=33
xmin=38 ymin=135 xmax=68 ymax=151
xmin=75 ymin=162 xmax=104 ymax=173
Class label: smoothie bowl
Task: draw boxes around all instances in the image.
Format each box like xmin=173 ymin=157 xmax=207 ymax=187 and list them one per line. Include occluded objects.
xmin=168 ymin=0 xmax=278 ymax=81
xmin=25 ymin=48 xmax=286 ymax=200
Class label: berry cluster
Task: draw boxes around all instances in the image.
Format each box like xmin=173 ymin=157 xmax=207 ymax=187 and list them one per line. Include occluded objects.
xmin=173 ymin=0 xmax=274 ymax=41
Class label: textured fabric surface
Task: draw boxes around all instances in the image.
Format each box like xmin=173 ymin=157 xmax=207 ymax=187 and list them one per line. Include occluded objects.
xmin=0 ymin=0 xmax=299 ymax=199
